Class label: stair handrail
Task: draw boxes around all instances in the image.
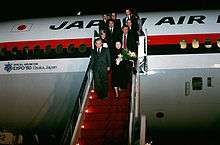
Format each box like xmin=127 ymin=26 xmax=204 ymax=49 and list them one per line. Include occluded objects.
xmin=140 ymin=115 xmax=146 ymax=145
xmin=70 ymin=68 xmax=93 ymax=145
xmin=128 ymin=60 xmax=141 ymax=145
xmin=59 ymin=61 xmax=93 ymax=145
xmin=128 ymin=35 xmax=146 ymax=145
xmin=59 ymin=29 xmax=98 ymax=145
xmin=128 ymin=72 xmax=137 ymax=145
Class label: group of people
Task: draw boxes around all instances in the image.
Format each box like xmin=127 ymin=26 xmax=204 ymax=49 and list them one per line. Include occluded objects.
xmin=90 ymin=8 xmax=143 ymax=100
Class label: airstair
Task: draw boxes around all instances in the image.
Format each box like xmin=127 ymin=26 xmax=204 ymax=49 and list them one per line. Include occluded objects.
xmin=59 ymin=35 xmax=151 ymax=145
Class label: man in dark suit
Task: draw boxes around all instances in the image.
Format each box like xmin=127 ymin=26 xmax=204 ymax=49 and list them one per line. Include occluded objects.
xmin=120 ymin=25 xmax=138 ymax=86
xmin=106 ymin=19 xmax=121 ymax=48
xmin=106 ymin=19 xmax=121 ymax=67
xmin=111 ymin=12 xmax=121 ymax=30
xmin=99 ymin=14 xmax=109 ymax=32
xmin=91 ymin=38 xmax=111 ymax=99
xmin=122 ymin=8 xmax=139 ymax=32
xmin=127 ymin=19 xmax=139 ymax=44
xmin=121 ymin=25 xmax=138 ymax=54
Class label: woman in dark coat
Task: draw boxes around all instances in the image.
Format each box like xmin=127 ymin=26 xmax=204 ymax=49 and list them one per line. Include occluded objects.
xmin=112 ymin=40 xmax=132 ymax=99
xmin=111 ymin=41 xmax=123 ymax=99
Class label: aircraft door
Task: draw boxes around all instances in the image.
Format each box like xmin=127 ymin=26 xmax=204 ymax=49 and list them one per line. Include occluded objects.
xmin=184 ymin=70 xmax=206 ymax=100
xmin=182 ymin=67 xmax=220 ymax=130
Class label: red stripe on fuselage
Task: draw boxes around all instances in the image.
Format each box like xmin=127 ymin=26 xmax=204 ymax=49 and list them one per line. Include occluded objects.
xmin=0 ymin=38 xmax=92 ymax=51
xmin=148 ymin=33 xmax=220 ymax=45
xmin=1 ymin=33 xmax=220 ymax=50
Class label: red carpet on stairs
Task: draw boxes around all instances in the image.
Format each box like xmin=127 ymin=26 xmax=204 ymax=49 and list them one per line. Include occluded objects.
xmin=77 ymin=70 xmax=131 ymax=145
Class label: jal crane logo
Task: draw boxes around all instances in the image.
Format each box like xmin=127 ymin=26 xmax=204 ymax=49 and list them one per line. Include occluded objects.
xmin=11 ymin=24 xmax=33 ymax=32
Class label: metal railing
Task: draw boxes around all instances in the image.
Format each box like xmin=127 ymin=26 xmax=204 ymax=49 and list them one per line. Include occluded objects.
xmin=140 ymin=115 xmax=147 ymax=145
xmin=128 ymin=60 xmax=141 ymax=145
xmin=59 ymin=30 xmax=98 ymax=145
xmin=128 ymin=72 xmax=137 ymax=145
xmin=59 ymin=62 xmax=93 ymax=145
xmin=128 ymin=35 xmax=149 ymax=145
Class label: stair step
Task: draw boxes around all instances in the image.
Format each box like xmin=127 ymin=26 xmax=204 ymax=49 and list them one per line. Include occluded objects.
xmin=77 ymin=71 xmax=131 ymax=145
xmin=78 ymin=137 xmax=125 ymax=145
xmin=87 ymin=97 xmax=130 ymax=106
xmin=84 ymin=112 xmax=129 ymax=121
xmin=81 ymin=129 xmax=125 ymax=138
xmin=84 ymin=105 xmax=129 ymax=114
xmin=81 ymin=120 xmax=127 ymax=130
xmin=78 ymin=138 xmax=103 ymax=145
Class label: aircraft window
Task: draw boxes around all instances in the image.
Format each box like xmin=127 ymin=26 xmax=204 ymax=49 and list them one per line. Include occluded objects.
xmin=79 ymin=43 xmax=87 ymax=53
xmin=23 ymin=46 xmax=29 ymax=54
xmin=22 ymin=46 xmax=29 ymax=59
xmin=67 ymin=44 xmax=75 ymax=54
xmin=44 ymin=45 xmax=52 ymax=58
xmin=11 ymin=47 xmax=18 ymax=56
xmin=192 ymin=77 xmax=203 ymax=90
xmin=179 ymin=39 xmax=187 ymax=49
xmin=33 ymin=45 xmax=41 ymax=58
xmin=217 ymin=38 xmax=220 ymax=48
xmin=0 ymin=47 xmax=7 ymax=57
xmin=192 ymin=39 xmax=199 ymax=48
xmin=204 ymin=38 xmax=212 ymax=48
xmin=207 ymin=77 xmax=212 ymax=87
xmin=11 ymin=47 xmax=20 ymax=59
xmin=56 ymin=44 xmax=63 ymax=55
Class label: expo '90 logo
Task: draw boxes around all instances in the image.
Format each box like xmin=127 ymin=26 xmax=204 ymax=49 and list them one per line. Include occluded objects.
xmin=3 ymin=62 xmax=57 ymax=73
xmin=4 ymin=62 xmax=13 ymax=72
xmin=3 ymin=62 xmax=27 ymax=73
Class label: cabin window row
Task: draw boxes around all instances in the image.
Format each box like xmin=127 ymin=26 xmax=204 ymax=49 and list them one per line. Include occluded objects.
xmin=180 ymin=38 xmax=220 ymax=49
xmin=0 ymin=43 xmax=91 ymax=61
xmin=148 ymin=38 xmax=220 ymax=55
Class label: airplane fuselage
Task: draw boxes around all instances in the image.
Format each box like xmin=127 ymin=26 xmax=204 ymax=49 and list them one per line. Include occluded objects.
xmin=0 ymin=9 xmax=220 ymax=136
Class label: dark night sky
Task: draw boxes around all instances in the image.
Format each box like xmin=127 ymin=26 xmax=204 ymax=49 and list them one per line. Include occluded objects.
xmin=0 ymin=0 xmax=220 ymax=22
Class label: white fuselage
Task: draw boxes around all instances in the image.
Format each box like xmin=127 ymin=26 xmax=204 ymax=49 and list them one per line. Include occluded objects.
xmin=0 ymin=9 xmax=220 ymax=134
